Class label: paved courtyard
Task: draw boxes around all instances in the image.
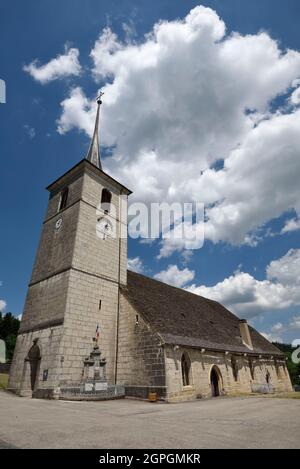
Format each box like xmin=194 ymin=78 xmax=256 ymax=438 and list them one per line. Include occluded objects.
xmin=0 ymin=390 xmax=299 ymax=449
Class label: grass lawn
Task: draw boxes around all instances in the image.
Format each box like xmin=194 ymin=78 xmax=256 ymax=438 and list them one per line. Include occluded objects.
xmin=227 ymin=391 xmax=300 ymax=399
xmin=250 ymin=391 xmax=300 ymax=399
xmin=0 ymin=373 xmax=9 ymax=390
xmin=270 ymin=392 xmax=300 ymax=399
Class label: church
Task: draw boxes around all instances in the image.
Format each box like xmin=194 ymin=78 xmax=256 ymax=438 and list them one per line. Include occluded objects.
xmin=9 ymin=95 xmax=292 ymax=402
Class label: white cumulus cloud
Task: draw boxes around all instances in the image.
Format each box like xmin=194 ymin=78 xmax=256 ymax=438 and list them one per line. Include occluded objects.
xmin=271 ymin=322 xmax=284 ymax=333
xmin=57 ymin=87 xmax=95 ymax=136
xmin=267 ymin=249 xmax=300 ymax=286
xmin=260 ymin=332 xmax=283 ymax=343
xmin=259 ymin=315 xmax=300 ymax=343
xmin=281 ymin=217 xmax=300 ymax=234
xmin=290 ymin=85 xmax=300 ymax=105
xmin=24 ymin=46 xmax=81 ymax=84
xmin=187 ymin=249 xmax=300 ymax=318
xmin=154 ymin=264 xmax=195 ymax=288
xmin=127 ymin=257 xmax=144 ymax=274
xmin=290 ymin=315 xmax=300 ymax=330
xmin=56 ymin=6 xmax=300 ymax=253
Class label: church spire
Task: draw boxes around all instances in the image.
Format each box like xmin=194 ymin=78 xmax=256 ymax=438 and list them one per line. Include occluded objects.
xmin=85 ymin=92 xmax=104 ymax=169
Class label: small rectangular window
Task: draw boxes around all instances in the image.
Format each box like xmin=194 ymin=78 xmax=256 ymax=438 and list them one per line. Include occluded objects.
xmin=135 ymin=314 xmax=139 ymax=324
xmin=99 ymin=300 xmax=102 ymax=311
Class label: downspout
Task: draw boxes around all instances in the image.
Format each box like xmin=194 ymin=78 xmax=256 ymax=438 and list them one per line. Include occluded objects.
xmin=114 ymin=189 xmax=123 ymax=385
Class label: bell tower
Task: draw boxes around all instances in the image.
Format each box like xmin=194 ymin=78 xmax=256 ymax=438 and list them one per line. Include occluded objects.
xmin=9 ymin=94 xmax=131 ymax=398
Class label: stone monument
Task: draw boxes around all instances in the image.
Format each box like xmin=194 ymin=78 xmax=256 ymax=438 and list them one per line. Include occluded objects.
xmin=59 ymin=336 xmax=125 ymax=401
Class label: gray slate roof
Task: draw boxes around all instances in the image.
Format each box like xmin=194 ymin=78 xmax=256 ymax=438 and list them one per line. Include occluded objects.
xmin=122 ymin=271 xmax=283 ymax=357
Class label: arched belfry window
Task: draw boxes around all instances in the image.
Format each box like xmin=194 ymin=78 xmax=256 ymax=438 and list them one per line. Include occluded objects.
xmin=101 ymin=188 xmax=112 ymax=213
xmin=59 ymin=187 xmax=69 ymax=211
xmin=181 ymin=353 xmax=191 ymax=387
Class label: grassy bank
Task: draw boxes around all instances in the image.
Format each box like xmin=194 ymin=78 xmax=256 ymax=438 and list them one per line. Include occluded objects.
xmin=0 ymin=373 xmax=8 ymax=390
xmin=269 ymin=392 xmax=300 ymax=399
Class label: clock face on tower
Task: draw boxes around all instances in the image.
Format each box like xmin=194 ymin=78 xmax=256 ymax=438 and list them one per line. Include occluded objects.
xmin=55 ymin=218 xmax=63 ymax=231
xmin=96 ymin=217 xmax=113 ymax=239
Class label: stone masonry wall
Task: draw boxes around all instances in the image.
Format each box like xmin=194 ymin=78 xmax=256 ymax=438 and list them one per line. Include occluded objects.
xmin=117 ymin=294 xmax=166 ymax=399
xmin=59 ymin=269 xmax=119 ymax=385
xmin=8 ymin=324 xmax=64 ymax=396
xmin=31 ymin=178 xmax=82 ymax=284
xmin=72 ymin=171 xmax=128 ymax=285
xmin=45 ymin=172 xmax=84 ymax=220
xmin=165 ymin=346 xmax=293 ymax=402
xmin=20 ymin=271 xmax=70 ymax=333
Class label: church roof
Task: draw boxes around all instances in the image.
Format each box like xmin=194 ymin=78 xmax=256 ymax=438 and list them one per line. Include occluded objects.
xmin=122 ymin=271 xmax=283 ymax=357
xmin=46 ymin=159 xmax=132 ymax=195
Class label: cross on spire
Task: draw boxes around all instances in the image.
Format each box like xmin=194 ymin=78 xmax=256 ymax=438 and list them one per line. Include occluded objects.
xmin=97 ymin=91 xmax=104 ymax=104
xmin=85 ymin=92 xmax=104 ymax=169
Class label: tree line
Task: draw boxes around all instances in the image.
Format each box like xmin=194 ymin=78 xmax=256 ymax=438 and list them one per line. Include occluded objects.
xmin=273 ymin=342 xmax=300 ymax=386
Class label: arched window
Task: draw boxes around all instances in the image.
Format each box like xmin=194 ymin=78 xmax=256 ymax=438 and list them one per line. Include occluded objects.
xmin=231 ymin=356 xmax=239 ymax=381
xmin=101 ymin=188 xmax=112 ymax=213
xmin=275 ymin=360 xmax=283 ymax=379
xmin=59 ymin=187 xmax=69 ymax=211
xmin=249 ymin=357 xmax=255 ymax=380
xmin=181 ymin=353 xmax=191 ymax=387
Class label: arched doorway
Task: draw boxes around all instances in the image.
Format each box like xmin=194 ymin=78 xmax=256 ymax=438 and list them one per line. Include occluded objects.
xmin=27 ymin=339 xmax=41 ymax=391
xmin=210 ymin=366 xmax=222 ymax=397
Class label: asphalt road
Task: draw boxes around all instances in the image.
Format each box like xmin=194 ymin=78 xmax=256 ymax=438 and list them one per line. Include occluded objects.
xmin=0 ymin=390 xmax=299 ymax=449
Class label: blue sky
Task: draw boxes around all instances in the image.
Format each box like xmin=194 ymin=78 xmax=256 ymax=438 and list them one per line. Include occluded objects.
xmin=1 ymin=0 xmax=300 ymax=343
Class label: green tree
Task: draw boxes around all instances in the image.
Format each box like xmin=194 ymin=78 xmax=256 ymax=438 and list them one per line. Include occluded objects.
xmin=273 ymin=342 xmax=300 ymax=386
xmin=0 ymin=312 xmax=20 ymax=360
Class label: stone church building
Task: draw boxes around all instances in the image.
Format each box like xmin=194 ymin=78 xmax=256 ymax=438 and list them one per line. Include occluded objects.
xmin=9 ymin=96 xmax=292 ymax=402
